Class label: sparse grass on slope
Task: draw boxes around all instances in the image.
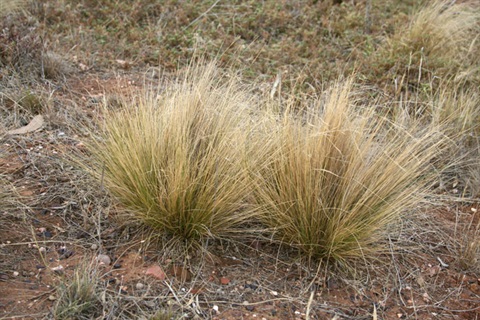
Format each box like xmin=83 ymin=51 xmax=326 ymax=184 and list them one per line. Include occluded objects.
xmin=252 ymin=80 xmax=446 ymax=264
xmin=371 ymin=0 xmax=480 ymax=91
xmin=431 ymin=79 xmax=480 ymax=137
xmin=0 ymin=0 xmax=26 ymax=17
xmin=53 ymin=263 xmax=101 ymax=320
xmin=89 ymin=63 xmax=257 ymax=246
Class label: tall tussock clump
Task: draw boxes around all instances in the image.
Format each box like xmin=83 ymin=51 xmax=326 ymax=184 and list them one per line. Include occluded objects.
xmin=0 ymin=0 xmax=26 ymax=17
xmin=374 ymin=0 xmax=480 ymax=85
xmin=89 ymin=63 xmax=256 ymax=244
xmin=253 ymin=81 xmax=445 ymax=264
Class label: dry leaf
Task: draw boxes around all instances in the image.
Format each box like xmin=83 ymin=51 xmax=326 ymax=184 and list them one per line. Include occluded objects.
xmin=7 ymin=115 xmax=44 ymax=135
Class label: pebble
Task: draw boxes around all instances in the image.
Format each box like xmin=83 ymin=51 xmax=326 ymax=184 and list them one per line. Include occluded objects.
xmin=12 ymin=271 xmax=19 ymax=277
xmin=39 ymin=247 xmax=46 ymax=254
xmin=90 ymin=244 xmax=98 ymax=250
xmin=59 ymin=250 xmax=74 ymax=260
xmin=51 ymin=265 xmax=64 ymax=275
xmin=44 ymin=231 xmax=53 ymax=238
xmin=246 ymin=305 xmax=255 ymax=312
xmin=143 ymin=300 xmax=156 ymax=308
xmin=48 ymin=295 xmax=56 ymax=301
xmin=135 ymin=282 xmax=144 ymax=290
xmin=97 ymin=254 xmax=111 ymax=266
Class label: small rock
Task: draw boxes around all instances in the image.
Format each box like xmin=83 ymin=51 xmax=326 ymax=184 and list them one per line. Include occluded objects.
xmin=143 ymin=300 xmax=156 ymax=308
xmin=146 ymin=264 xmax=166 ymax=280
xmin=245 ymin=281 xmax=258 ymax=290
xmin=12 ymin=271 xmax=19 ymax=277
xmin=135 ymin=282 xmax=144 ymax=290
xmin=270 ymin=290 xmax=278 ymax=296
xmin=48 ymin=295 xmax=56 ymax=301
xmin=59 ymin=250 xmax=74 ymax=260
xmin=245 ymin=305 xmax=255 ymax=312
xmin=113 ymin=263 xmax=122 ymax=269
xmin=42 ymin=231 xmax=53 ymax=238
xmin=97 ymin=254 xmax=111 ymax=266
xmin=51 ymin=265 xmax=64 ymax=275
xmin=39 ymin=247 xmax=47 ymax=254
xmin=220 ymin=277 xmax=230 ymax=285
xmin=213 ymin=305 xmax=219 ymax=313
xmin=90 ymin=244 xmax=98 ymax=250
xmin=422 ymin=292 xmax=431 ymax=302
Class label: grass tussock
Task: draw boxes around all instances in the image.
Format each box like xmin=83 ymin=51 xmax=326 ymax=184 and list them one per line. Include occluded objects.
xmin=0 ymin=175 xmax=17 ymax=212
xmin=0 ymin=0 xmax=26 ymax=17
xmin=431 ymin=80 xmax=480 ymax=137
xmin=90 ymin=63 xmax=257 ymax=244
xmin=252 ymin=80 xmax=445 ymax=263
xmin=53 ymin=263 xmax=101 ymax=320
xmin=457 ymin=218 xmax=480 ymax=272
xmin=0 ymin=176 xmax=10 ymax=210
xmin=374 ymin=0 xmax=480 ymax=86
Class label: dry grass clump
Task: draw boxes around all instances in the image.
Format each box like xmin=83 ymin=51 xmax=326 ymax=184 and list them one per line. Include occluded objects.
xmin=0 ymin=0 xmax=26 ymax=17
xmin=89 ymin=63 xmax=257 ymax=245
xmin=431 ymin=80 xmax=480 ymax=137
xmin=373 ymin=0 xmax=480 ymax=86
xmin=0 ymin=175 xmax=17 ymax=213
xmin=0 ymin=176 xmax=11 ymax=211
xmin=426 ymin=79 xmax=480 ymax=197
xmin=252 ymin=81 xmax=445 ymax=264
xmin=457 ymin=216 xmax=480 ymax=272
xmin=53 ymin=263 xmax=101 ymax=320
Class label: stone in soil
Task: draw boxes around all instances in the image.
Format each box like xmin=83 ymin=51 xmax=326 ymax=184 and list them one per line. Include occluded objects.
xmin=97 ymin=254 xmax=111 ymax=266
xmin=146 ymin=264 xmax=166 ymax=280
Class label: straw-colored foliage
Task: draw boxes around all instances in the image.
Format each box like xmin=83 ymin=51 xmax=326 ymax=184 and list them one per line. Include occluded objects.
xmin=53 ymin=264 xmax=101 ymax=320
xmin=375 ymin=0 xmax=480 ymax=81
xmin=90 ymin=63 xmax=257 ymax=244
xmin=252 ymin=81 xmax=445 ymax=263
xmin=0 ymin=0 xmax=26 ymax=17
